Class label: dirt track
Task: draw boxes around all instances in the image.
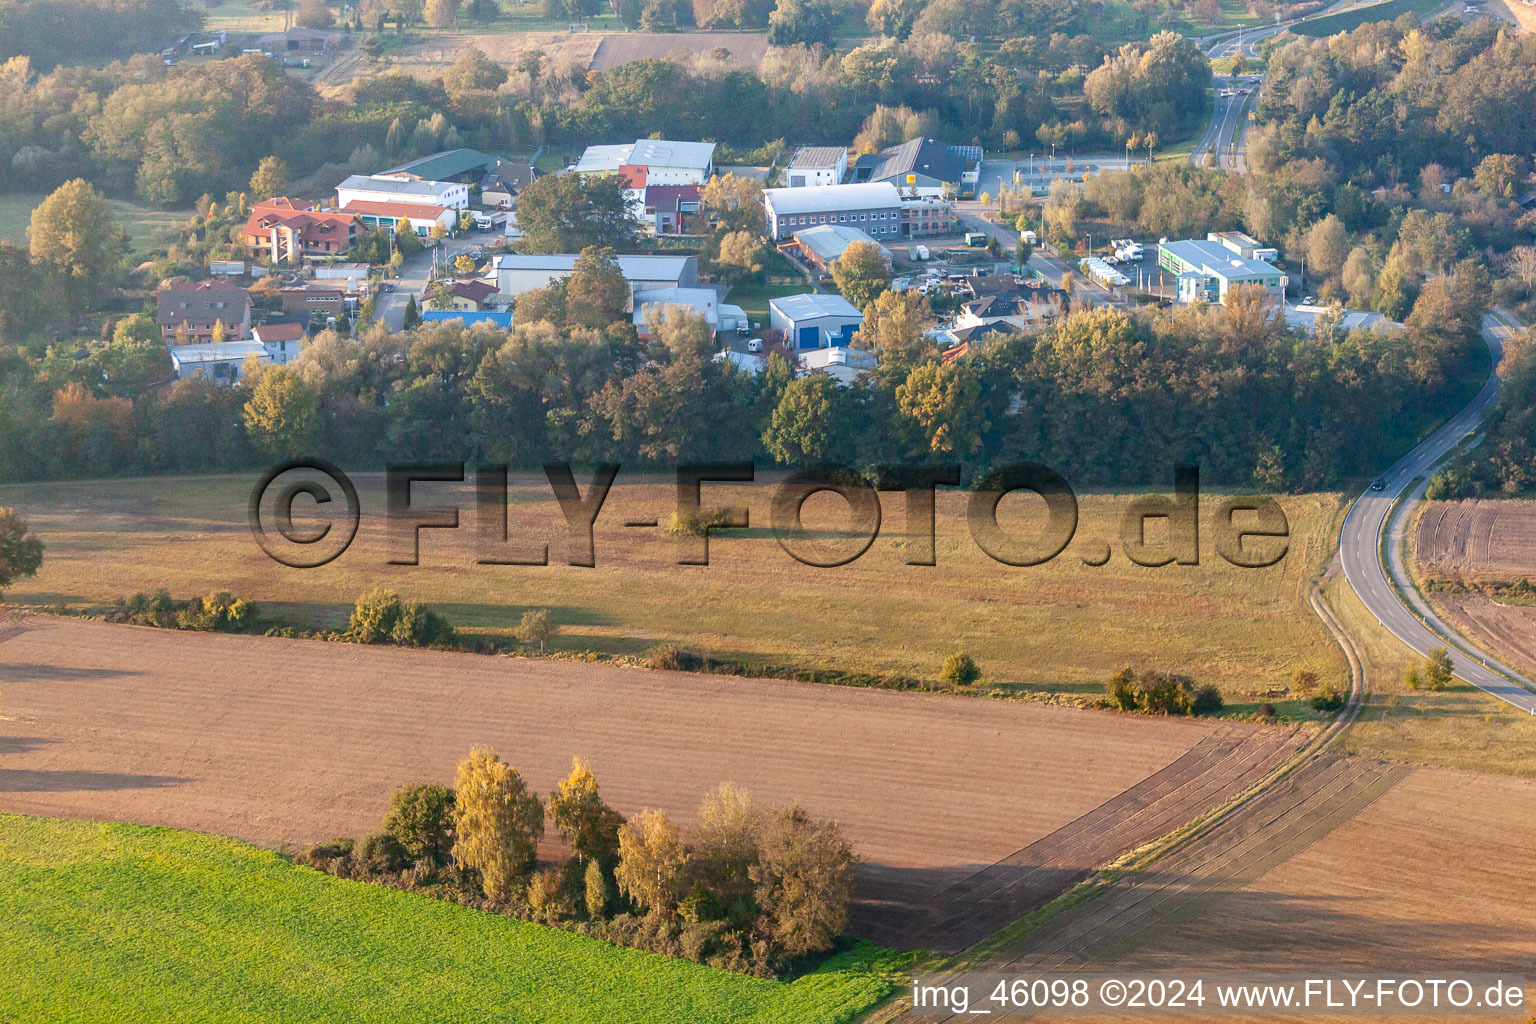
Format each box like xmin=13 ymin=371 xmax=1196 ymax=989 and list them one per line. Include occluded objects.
xmin=0 ymin=617 xmax=1289 ymax=947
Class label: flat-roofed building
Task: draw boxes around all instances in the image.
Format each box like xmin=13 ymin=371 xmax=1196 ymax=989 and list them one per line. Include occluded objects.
xmin=490 ymin=253 xmax=698 ymax=299
xmin=791 ymin=224 xmax=891 ymax=275
xmin=1159 ymin=239 xmax=1287 ymax=304
xmin=573 ymin=139 xmax=716 ymax=186
xmin=785 ymin=146 xmax=848 ymax=188
xmin=336 ymin=174 xmax=470 ymax=211
xmin=1207 ymin=230 xmax=1279 ymax=263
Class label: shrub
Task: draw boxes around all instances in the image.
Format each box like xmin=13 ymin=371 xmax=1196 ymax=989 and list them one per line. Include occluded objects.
xmin=1423 ymin=646 xmax=1454 ymax=691
xmin=1309 ymin=686 xmax=1345 ymax=712
xmin=1106 ymin=667 xmax=1138 ymax=711
xmin=526 ymin=866 xmax=574 ymax=922
xmin=381 ymin=783 xmax=456 ymax=865
xmin=1290 ymin=667 xmax=1318 ymax=697
xmin=1189 ymin=684 xmax=1224 ymax=716
xmin=390 ymin=599 xmax=455 ymax=647
xmin=350 ymin=587 xmax=403 ymax=642
xmin=203 ymin=590 xmax=257 ymax=631
xmin=297 ymin=837 xmax=354 ymax=870
xmin=939 ymin=652 xmax=981 ymax=687
xmin=584 ymin=858 xmax=610 ymax=919
xmin=1258 ymin=702 xmax=1277 ymax=719
xmin=1134 ymin=671 xmax=1194 ymax=715
xmin=645 ymin=643 xmax=700 ymax=671
xmin=664 ymin=507 xmax=731 ymax=537
xmin=355 ymin=831 xmax=408 ymax=875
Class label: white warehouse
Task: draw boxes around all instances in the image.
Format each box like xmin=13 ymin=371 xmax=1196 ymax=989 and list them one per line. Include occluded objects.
xmin=335 ymin=174 xmax=470 ymax=211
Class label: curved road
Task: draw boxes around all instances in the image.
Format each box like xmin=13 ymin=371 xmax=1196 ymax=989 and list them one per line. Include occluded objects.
xmin=1339 ymin=310 xmax=1536 ymax=713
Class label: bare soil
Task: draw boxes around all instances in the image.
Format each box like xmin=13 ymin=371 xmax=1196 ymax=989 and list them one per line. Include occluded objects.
xmin=895 ymin=761 xmax=1536 ymax=1021
xmin=1414 ymin=498 xmax=1536 ymax=678
xmin=0 ymin=617 xmax=1289 ymax=948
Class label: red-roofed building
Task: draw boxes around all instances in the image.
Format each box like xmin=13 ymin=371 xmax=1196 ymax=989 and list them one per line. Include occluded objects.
xmin=243 ymin=198 xmax=360 ymax=265
xmin=442 ymin=279 xmax=498 ymax=311
xmin=251 ymin=322 xmax=306 ymax=365
xmin=340 ymin=198 xmax=457 ymax=237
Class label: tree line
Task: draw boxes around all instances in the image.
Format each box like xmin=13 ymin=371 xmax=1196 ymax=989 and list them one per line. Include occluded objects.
xmin=301 ymin=750 xmax=856 ymax=976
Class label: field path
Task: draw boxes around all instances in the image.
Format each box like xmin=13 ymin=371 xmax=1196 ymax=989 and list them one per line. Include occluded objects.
xmin=0 ymin=616 xmax=1289 ymax=947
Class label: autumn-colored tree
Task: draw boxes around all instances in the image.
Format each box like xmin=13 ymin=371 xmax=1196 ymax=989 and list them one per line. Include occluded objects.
xmin=29 ymin=179 xmax=125 ymax=316
xmin=451 ymin=747 xmax=546 ymax=899
xmin=0 ymin=508 xmax=44 ymax=590
xmin=896 ymin=361 xmax=987 ymax=454
xmin=643 ymin=303 xmax=714 ymax=360
xmin=1423 ymin=647 xmax=1454 ymax=691
xmin=242 ymin=365 xmax=321 ymax=458
xmin=829 ymin=241 xmax=892 ymax=311
xmin=699 ymin=173 xmax=765 ymax=234
xmin=714 ymin=230 xmax=763 ymax=283
xmin=858 ymin=288 xmax=931 ymax=366
xmin=453 ymin=253 xmax=477 ymax=276
xmin=425 ymin=0 xmax=458 ymax=27
xmin=615 ymin=808 xmax=689 ymax=915
xmin=248 ymin=156 xmax=290 ymax=201
xmin=443 ymin=46 xmax=508 ymax=95
xmin=691 ymin=782 xmax=760 ymax=917
xmin=1291 ymin=667 xmax=1319 ymax=696
xmin=1304 ymin=214 xmax=1348 ymax=280
xmin=546 ymin=757 xmax=624 ymax=868
xmin=750 ymin=804 xmax=855 ymax=959
xmin=515 ymin=607 xmax=555 ymax=651
xmin=564 ymin=247 xmax=630 ymax=329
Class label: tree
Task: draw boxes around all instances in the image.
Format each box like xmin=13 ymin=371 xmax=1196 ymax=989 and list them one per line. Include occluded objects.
xmin=614 ymin=808 xmax=689 ymax=915
xmin=1424 ymin=646 xmax=1454 ymax=691
xmin=1305 ymin=214 xmax=1348 ymax=280
xmin=1291 ymin=667 xmax=1319 ymax=697
xmin=1507 ymin=246 xmax=1536 ymax=293
xmin=692 ymin=782 xmax=760 ymax=917
xmin=381 ymin=782 xmax=456 ymax=864
xmin=29 ymin=180 xmax=125 ymax=316
xmin=454 ymin=254 xmax=477 ymax=276
xmin=644 ymin=304 xmax=714 ymax=360
xmin=425 ymin=0 xmax=458 ymax=26
xmin=515 ymin=607 xmax=555 ymax=651
xmin=565 ymin=247 xmax=630 ymax=329
xmin=297 ymin=0 xmax=334 ymax=26
xmin=0 ymin=509 xmax=44 ymax=591
xmin=1015 ymin=238 xmax=1033 ymax=269
xmin=859 ymin=289 xmax=931 ymax=366
xmin=829 ymin=241 xmax=892 ymax=312
xmin=1342 ymin=247 xmax=1374 ymax=308
xmin=767 ymin=0 xmax=834 ymax=45
xmin=715 ymin=231 xmax=763 ymax=283
xmin=248 ymin=156 xmax=290 ymax=202
xmin=750 ymin=804 xmax=855 ymax=959
xmin=546 ymin=757 xmax=624 ymax=867
xmin=515 ymin=173 xmax=634 ymax=254
xmin=763 ymin=373 xmax=846 ymax=464
xmin=444 ymin=46 xmax=508 ymax=95
xmin=242 ymin=366 xmax=321 ymax=458
xmin=403 ymin=294 xmax=421 ymax=329
xmin=896 ymin=361 xmax=987 ymax=454
xmin=1473 ymin=153 xmax=1526 ymax=200
xmin=451 ymin=747 xmax=545 ymax=899
xmin=940 ymin=651 xmax=981 ymax=686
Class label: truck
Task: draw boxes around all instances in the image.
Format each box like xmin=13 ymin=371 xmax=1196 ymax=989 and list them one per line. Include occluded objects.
xmin=1021 ymin=230 xmax=1038 ymax=245
xmin=912 ymin=244 xmax=931 ymax=261
xmin=964 ymin=231 xmax=988 ymax=247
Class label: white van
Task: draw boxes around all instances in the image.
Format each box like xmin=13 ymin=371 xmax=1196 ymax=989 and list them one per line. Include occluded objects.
xmin=913 ymin=244 xmax=931 ymax=261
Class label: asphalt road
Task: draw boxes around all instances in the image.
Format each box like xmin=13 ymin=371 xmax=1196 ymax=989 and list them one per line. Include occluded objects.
xmin=952 ymin=209 xmax=1133 ymax=308
xmin=1339 ymin=310 xmax=1536 ymax=714
xmin=374 ymin=230 xmax=500 ymax=332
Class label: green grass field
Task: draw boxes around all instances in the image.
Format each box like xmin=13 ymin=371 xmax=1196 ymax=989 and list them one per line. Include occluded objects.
xmin=1288 ymin=0 xmax=1444 ymax=35
xmin=0 ymin=193 xmax=190 ymax=252
xmin=0 ymin=815 xmax=901 ymax=1023
xmin=0 ymin=192 xmax=41 ymax=246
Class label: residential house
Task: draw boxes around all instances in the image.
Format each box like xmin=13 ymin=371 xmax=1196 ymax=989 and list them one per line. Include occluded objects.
xmin=336 ymin=174 xmax=470 ymax=212
xmin=791 ymin=224 xmax=891 ymax=277
xmin=490 ymin=253 xmax=698 ymax=300
xmin=574 ymin=139 xmax=716 ymax=186
xmin=169 ymin=341 xmax=268 ymax=382
xmin=250 ymin=322 xmax=305 ymax=366
xmin=631 ymin=287 xmax=748 ymax=336
xmin=441 ymin=279 xmax=499 ymax=311
xmin=769 ymin=293 xmax=863 ymax=351
xmin=279 ymin=283 xmax=347 ymax=320
xmin=641 ymin=184 xmax=701 ymax=235
xmin=1158 ymin=239 xmax=1287 ymax=304
xmin=340 ymin=199 xmax=457 ymax=237
xmin=420 ymin=310 xmax=514 ymax=328
xmin=243 ymin=198 xmax=360 ymax=265
xmin=480 ymin=162 xmax=539 ymax=209
xmin=852 ymin=138 xmax=982 ymax=197
xmin=954 ymin=281 xmax=1066 ymax=330
xmin=157 ymin=279 xmax=252 ymax=344
xmin=784 ymin=147 xmax=848 ymax=188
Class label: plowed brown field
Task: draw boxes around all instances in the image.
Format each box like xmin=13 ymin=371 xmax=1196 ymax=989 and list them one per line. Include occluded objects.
xmin=1414 ymin=498 xmax=1536 ymax=677
xmin=0 ymin=617 xmax=1295 ymax=949
xmin=896 ymin=763 xmax=1536 ymax=1022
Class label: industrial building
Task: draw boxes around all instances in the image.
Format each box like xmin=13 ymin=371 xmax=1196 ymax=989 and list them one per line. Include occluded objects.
xmin=769 ymin=293 xmax=864 ymax=351
xmin=489 ymin=253 xmax=698 ymax=299
xmin=762 ymin=182 xmax=955 ymax=241
xmin=1158 ymin=239 xmax=1287 ymax=304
